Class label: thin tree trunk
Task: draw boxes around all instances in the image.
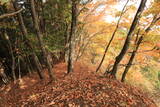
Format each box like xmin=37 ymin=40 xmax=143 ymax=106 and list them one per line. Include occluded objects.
xmin=67 ymin=1 xmax=77 ymax=73
xmin=18 ymin=57 xmax=21 ymax=79
xmin=30 ymin=0 xmax=55 ymax=80
xmin=26 ymin=55 xmax=33 ymax=74
xmin=11 ymin=48 xmax=16 ymax=81
xmin=61 ymin=23 xmax=69 ymax=62
xmin=65 ymin=23 xmax=70 ymax=63
xmin=5 ymin=31 xmax=16 ymax=81
xmin=110 ymin=0 xmax=147 ymax=78
xmin=95 ymin=0 xmax=129 ymax=72
xmin=0 ymin=61 xmax=9 ymax=84
xmin=13 ymin=2 xmax=44 ymax=79
xmin=8 ymin=37 xmax=16 ymax=81
xmin=121 ymin=36 xmax=143 ymax=82
xmin=39 ymin=0 xmax=46 ymax=35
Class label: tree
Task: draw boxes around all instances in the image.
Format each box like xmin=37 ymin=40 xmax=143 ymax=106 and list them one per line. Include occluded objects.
xmin=95 ymin=0 xmax=129 ymax=72
xmin=0 ymin=60 xmax=9 ymax=84
xmin=67 ymin=0 xmax=78 ymax=73
xmin=121 ymin=14 xmax=160 ymax=82
xmin=110 ymin=0 xmax=147 ymax=78
xmin=74 ymin=0 xmax=114 ymax=63
xmin=13 ymin=1 xmax=44 ymax=79
xmin=30 ymin=0 xmax=55 ymax=80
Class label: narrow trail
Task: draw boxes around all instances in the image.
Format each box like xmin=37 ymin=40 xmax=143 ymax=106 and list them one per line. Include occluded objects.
xmin=0 ymin=63 xmax=157 ymax=107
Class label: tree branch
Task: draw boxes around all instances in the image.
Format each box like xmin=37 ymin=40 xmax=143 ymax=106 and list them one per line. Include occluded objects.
xmin=0 ymin=8 xmax=23 ymax=19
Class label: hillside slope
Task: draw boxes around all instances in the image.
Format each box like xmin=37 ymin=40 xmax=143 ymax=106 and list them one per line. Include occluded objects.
xmin=0 ymin=63 xmax=157 ymax=107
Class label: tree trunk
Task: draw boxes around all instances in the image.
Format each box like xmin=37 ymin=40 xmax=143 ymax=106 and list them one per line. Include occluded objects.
xmin=8 ymin=37 xmax=16 ymax=81
xmin=13 ymin=2 xmax=44 ymax=79
xmin=0 ymin=62 xmax=9 ymax=84
xmin=95 ymin=0 xmax=129 ymax=72
xmin=67 ymin=1 xmax=77 ymax=73
xmin=110 ymin=0 xmax=147 ymax=78
xmin=121 ymin=36 xmax=143 ymax=82
xmin=25 ymin=55 xmax=33 ymax=74
xmin=61 ymin=23 xmax=69 ymax=62
xmin=30 ymin=0 xmax=55 ymax=80
xmin=121 ymin=15 xmax=160 ymax=82
xmin=5 ymin=31 xmax=16 ymax=81
xmin=65 ymin=24 xmax=70 ymax=63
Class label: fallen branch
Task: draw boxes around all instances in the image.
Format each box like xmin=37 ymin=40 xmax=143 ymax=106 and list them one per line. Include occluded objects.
xmin=0 ymin=8 xmax=23 ymax=19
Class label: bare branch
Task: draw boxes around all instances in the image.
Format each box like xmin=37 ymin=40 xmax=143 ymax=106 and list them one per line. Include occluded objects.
xmin=0 ymin=8 xmax=23 ymax=19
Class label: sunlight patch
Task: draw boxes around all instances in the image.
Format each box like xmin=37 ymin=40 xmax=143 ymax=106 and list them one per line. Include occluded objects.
xmin=19 ymin=79 xmax=27 ymax=89
xmin=28 ymin=94 xmax=39 ymax=101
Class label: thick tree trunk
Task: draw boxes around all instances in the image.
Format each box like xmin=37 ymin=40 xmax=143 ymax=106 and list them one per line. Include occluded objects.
xmin=110 ymin=0 xmax=147 ymax=78
xmin=67 ymin=1 xmax=77 ymax=73
xmin=13 ymin=2 xmax=44 ymax=79
xmin=30 ymin=0 xmax=55 ymax=80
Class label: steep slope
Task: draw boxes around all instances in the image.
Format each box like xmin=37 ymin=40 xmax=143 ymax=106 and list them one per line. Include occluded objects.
xmin=0 ymin=63 xmax=157 ymax=107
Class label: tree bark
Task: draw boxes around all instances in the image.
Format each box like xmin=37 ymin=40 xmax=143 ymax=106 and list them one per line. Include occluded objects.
xmin=67 ymin=1 xmax=78 ymax=73
xmin=0 ymin=8 xmax=23 ymax=19
xmin=8 ymin=36 xmax=16 ymax=81
xmin=0 ymin=62 xmax=9 ymax=84
xmin=95 ymin=0 xmax=129 ymax=72
xmin=110 ymin=0 xmax=147 ymax=78
xmin=13 ymin=2 xmax=44 ymax=79
xmin=121 ymin=15 xmax=160 ymax=82
xmin=30 ymin=0 xmax=55 ymax=80
xmin=121 ymin=36 xmax=143 ymax=82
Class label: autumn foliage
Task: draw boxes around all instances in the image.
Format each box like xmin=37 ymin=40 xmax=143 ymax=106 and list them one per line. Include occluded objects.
xmin=0 ymin=63 xmax=157 ymax=107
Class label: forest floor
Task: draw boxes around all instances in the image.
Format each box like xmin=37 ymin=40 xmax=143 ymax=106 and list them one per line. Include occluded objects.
xmin=0 ymin=62 xmax=158 ymax=107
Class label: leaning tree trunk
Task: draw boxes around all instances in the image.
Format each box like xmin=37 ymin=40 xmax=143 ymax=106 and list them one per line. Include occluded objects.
xmin=13 ymin=2 xmax=44 ymax=79
xmin=95 ymin=0 xmax=129 ymax=72
xmin=30 ymin=0 xmax=55 ymax=80
xmin=121 ymin=15 xmax=160 ymax=82
xmin=121 ymin=36 xmax=143 ymax=82
xmin=67 ymin=1 xmax=78 ymax=73
xmin=110 ymin=0 xmax=147 ymax=78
